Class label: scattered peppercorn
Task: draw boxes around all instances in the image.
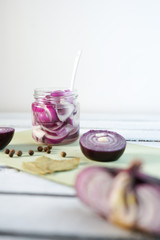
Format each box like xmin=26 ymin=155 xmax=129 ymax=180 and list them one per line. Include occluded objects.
xmin=10 ymin=149 xmax=15 ymax=154
xmin=37 ymin=146 xmax=43 ymax=152
xmin=16 ymin=150 xmax=22 ymax=157
xmin=47 ymin=145 xmax=52 ymax=150
xmin=61 ymin=151 xmax=66 ymax=157
xmin=28 ymin=150 xmax=34 ymax=156
xmin=4 ymin=148 xmax=10 ymax=154
xmin=46 ymin=149 xmax=51 ymax=154
xmin=9 ymin=151 xmax=14 ymax=157
xmin=43 ymin=147 xmax=48 ymax=152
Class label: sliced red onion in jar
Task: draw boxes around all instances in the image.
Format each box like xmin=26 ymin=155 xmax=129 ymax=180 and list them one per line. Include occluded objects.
xmin=56 ymin=104 xmax=74 ymax=122
xmin=79 ymin=130 xmax=126 ymax=162
xmin=50 ymin=90 xmax=74 ymax=104
xmin=32 ymin=103 xmax=58 ymax=123
xmin=32 ymin=89 xmax=79 ymax=145
xmin=41 ymin=122 xmax=65 ymax=133
xmin=50 ymin=90 xmax=65 ymax=97
xmin=32 ymin=126 xmax=45 ymax=142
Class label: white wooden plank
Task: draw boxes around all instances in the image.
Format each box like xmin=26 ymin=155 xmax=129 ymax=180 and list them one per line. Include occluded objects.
xmin=81 ymin=119 xmax=160 ymax=130
xmin=0 ymin=168 xmax=74 ymax=195
xmin=0 ymin=195 xmax=142 ymax=239
xmin=80 ymin=113 xmax=160 ymax=121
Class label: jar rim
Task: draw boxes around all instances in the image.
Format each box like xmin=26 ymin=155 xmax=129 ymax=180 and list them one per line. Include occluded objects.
xmin=34 ymin=88 xmax=78 ymax=99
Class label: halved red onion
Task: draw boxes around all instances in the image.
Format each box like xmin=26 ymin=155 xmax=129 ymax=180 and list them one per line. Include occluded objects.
xmin=136 ymin=184 xmax=160 ymax=234
xmin=0 ymin=127 xmax=15 ymax=150
xmin=75 ymin=166 xmax=114 ymax=216
xmin=75 ymin=161 xmax=160 ymax=235
xmin=79 ymin=130 xmax=126 ymax=162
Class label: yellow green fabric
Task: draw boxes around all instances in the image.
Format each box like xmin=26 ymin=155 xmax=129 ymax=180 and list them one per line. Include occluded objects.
xmin=0 ymin=130 xmax=160 ymax=186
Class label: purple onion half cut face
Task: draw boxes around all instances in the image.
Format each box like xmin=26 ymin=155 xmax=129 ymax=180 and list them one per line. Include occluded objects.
xmin=0 ymin=127 xmax=15 ymax=150
xmin=79 ymin=130 xmax=126 ymax=162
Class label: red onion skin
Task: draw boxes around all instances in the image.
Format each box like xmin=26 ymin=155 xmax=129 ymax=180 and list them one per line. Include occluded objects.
xmin=135 ymin=171 xmax=160 ymax=186
xmin=80 ymin=144 xmax=126 ymax=162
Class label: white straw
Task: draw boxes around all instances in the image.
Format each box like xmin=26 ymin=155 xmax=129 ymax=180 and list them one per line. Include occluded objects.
xmin=70 ymin=50 xmax=82 ymax=91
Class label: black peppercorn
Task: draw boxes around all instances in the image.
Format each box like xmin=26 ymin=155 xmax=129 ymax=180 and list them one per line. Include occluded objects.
xmin=37 ymin=146 xmax=43 ymax=152
xmin=61 ymin=152 xmax=66 ymax=157
xmin=9 ymin=152 xmax=14 ymax=157
xmin=44 ymin=147 xmax=48 ymax=152
xmin=47 ymin=145 xmax=52 ymax=150
xmin=4 ymin=148 xmax=10 ymax=154
xmin=16 ymin=150 xmax=22 ymax=157
xmin=28 ymin=150 xmax=34 ymax=156
xmin=10 ymin=149 xmax=15 ymax=154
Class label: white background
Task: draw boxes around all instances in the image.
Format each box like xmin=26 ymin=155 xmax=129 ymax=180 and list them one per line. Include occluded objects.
xmin=0 ymin=0 xmax=160 ymax=114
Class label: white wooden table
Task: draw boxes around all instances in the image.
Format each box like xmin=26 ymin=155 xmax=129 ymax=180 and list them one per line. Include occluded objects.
xmin=0 ymin=113 xmax=160 ymax=240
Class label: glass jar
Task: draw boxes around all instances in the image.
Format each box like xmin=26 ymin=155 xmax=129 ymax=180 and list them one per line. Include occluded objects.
xmin=32 ymin=88 xmax=80 ymax=145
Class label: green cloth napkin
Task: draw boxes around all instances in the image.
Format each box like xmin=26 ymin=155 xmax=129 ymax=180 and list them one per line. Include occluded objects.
xmin=0 ymin=130 xmax=160 ymax=186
